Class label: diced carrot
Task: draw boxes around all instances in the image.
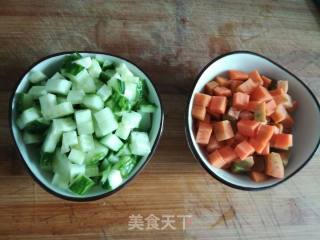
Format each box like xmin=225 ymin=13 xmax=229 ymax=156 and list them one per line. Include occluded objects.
xmin=194 ymin=93 xmax=212 ymax=107
xmin=205 ymin=81 xmax=219 ymax=95
xmin=208 ymin=96 xmax=227 ymax=114
xmin=248 ymin=70 xmax=263 ymax=85
xmin=277 ymin=80 xmax=288 ymax=93
xmin=234 ymin=132 xmax=247 ymax=143
xmin=265 ymin=100 xmax=277 ymax=116
xmin=269 ymin=88 xmax=283 ymax=97
xmin=234 ymin=140 xmax=255 ymax=160
xmin=233 ymin=92 xmax=250 ymax=110
xmin=215 ymin=76 xmax=230 ymax=87
xmin=237 ymin=78 xmax=259 ymax=94
xmin=265 ymin=152 xmax=284 ymax=178
xmin=246 ymin=101 xmax=260 ymax=112
xmin=239 ymin=111 xmax=254 ymax=120
xmin=196 ymin=122 xmax=212 ymax=145
xmin=192 ymin=105 xmax=206 ymax=120
xmin=261 ymin=142 xmax=270 ymax=155
xmin=230 ymin=80 xmax=243 ymax=92
xmin=237 ymin=119 xmax=260 ymax=137
xmin=250 ymin=86 xmax=273 ymax=102
xmin=228 ymin=70 xmax=248 ymax=80
xmin=281 ymin=114 xmax=294 ymax=130
xmin=227 ymin=107 xmax=241 ymax=120
xmin=270 ymin=105 xmax=287 ymax=123
xmin=272 ymin=133 xmax=293 ymax=150
xmin=254 ymin=102 xmax=267 ymax=122
xmin=219 ymin=146 xmax=238 ymax=163
xmin=213 ymin=86 xmax=232 ymax=97
xmin=206 ymin=135 xmax=223 ymax=153
xmin=287 ymin=100 xmax=298 ymax=112
xmin=261 ymin=75 xmax=272 ymax=88
xmin=208 ymin=150 xmax=225 ymax=168
xmin=252 ymin=156 xmax=265 ymax=172
xmin=250 ymin=171 xmax=269 ymax=182
xmin=213 ymin=120 xmax=235 ymax=141
xmin=256 ymin=124 xmax=274 ymax=143
xmin=249 ymin=137 xmax=267 ymax=154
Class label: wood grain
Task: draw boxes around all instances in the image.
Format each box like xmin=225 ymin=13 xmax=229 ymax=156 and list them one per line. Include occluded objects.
xmin=1 ymin=0 xmax=320 ymax=239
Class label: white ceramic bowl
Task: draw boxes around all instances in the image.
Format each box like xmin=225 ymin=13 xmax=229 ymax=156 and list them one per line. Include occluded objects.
xmin=186 ymin=51 xmax=320 ymax=190
xmin=10 ymin=51 xmax=164 ymax=201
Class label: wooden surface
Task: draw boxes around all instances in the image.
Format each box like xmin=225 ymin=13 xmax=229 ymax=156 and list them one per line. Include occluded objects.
xmin=1 ymin=0 xmax=320 ymax=239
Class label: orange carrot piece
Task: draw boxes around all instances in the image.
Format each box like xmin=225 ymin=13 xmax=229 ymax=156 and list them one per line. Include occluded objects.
xmin=208 ymin=150 xmax=225 ymax=168
xmin=249 ymin=137 xmax=267 ymax=154
xmin=237 ymin=119 xmax=260 ymax=137
xmin=228 ymin=70 xmax=249 ymax=81
xmin=269 ymin=88 xmax=283 ymax=97
xmin=192 ymin=105 xmax=206 ymax=120
xmin=206 ymin=135 xmax=223 ymax=153
xmin=194 ymin=93 xmax=212 ymax=107
xmin=196 ymin=122 xmax=212 ymax=145
xmin=265 ymin=152 xmax=284 ymax=178
xmin=208 ymin=96 xmax=227 ymax=114
xmin=234 ymin=140 xmax=255 ymax=160
xmin=219 ymin=146 xmax=238 ymax=163
xmin=246 ymin=101 xmax=260 ymax=112
xmin=270 ymin=104 xmax=287 ymax=123
xmin=215 ymin=76 xmax=231 ymax=87
xmin=265 ymin=100 xmax=277 ymax=116
xmin=230 ymin=80 xmax=243 ymax=92
xmin=239 ymin=110 xmax=254 ymax=120
xmin=256 ymin=124 xmax=274 ymax=143
xmin=237 ymin=78 xmax=259 ymax=94
xmin=261 ymin=75 xmax=272 ymax=88
xmin=213 ymin=86 xmax=232 ymax=97
xmin=233 ymin=92 xmax=250 ymax=110
xmin=277 ymin=80 xmax=288 ymax=93
xmin=272 ymin=134 xmax=293 ymax=150
xmin=213 ymin=120 xmax=235 ymax=141
xmin=261 ymin=142 xmax=270 ymax=155
xmin=248 ymin=70 xmax=263 ymax=85
xmin=205 ymin=81 xmax=219 ymax=95
xmin=234 ymin=132 xmax=247 ymax=143
xmin=250 ymin=86 xmax=273 ymax=102
xmin=250 ymin=171 xmax=269 ymax=182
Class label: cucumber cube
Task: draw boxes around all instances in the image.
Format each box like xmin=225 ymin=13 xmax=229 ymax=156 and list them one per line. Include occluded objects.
xmin=82 ymin=94 xmax=104 ymax=111
xmin=79 ymin=134 xmax=95 ymax=152
xmin=28 ymin=70 xmax=47 ymax=84
xmin=68 ymin=148 xmax=86 ymax=165
xmin=115 ymin=123 xmax=132 ymax=140
xmin=100 ymin=134 xmax=123 ymax=151
xmin=121 ymin=111 xmax=142 ymax=129
xmin=67 ymin=89 xmax=85 ymax=104
xmin=75 ymin=109 xmax=94 ymax=135
xmin=74 ymin=57 xmax=92 ymax=69
xmin=93 ymin=107 xmax=118 ymax=137
xmin=129 ymin=131 xmax=151 ymax=156
xmin=97 ymin=84 xmax=112 ymax=101
xmin=46 ymin=78 xmax=72 ymax=95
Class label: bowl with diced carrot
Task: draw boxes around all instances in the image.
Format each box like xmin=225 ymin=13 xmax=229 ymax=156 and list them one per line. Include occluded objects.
xmin=186 ymin=51 xmax=320 ymax=190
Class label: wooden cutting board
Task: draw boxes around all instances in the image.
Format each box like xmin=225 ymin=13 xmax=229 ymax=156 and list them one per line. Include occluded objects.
xmin=1 ymin=0 xmax=320 ymax=239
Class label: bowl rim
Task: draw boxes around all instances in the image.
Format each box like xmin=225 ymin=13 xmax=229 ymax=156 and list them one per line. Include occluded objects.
xmin=9 ymin=51 xmax=165 ymax=201
xmin=185 ymin=50 xmax=320 ymax=191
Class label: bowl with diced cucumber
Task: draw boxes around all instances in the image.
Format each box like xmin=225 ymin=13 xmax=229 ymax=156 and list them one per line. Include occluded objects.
xmin=10 ymin=52 xmax=164 ymax=201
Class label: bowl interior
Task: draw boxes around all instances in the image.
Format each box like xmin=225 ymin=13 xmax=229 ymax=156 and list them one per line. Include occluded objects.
xmin=11 ymin=52 xmax=163 ymax=199
xmin=187 ymin=52 xmax=320 ymax=189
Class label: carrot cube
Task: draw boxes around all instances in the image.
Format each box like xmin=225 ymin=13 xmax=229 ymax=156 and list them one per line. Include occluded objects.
xmin=261 ymin=142 xmax=270 ymax=155
xmin=265 ymin=100 xmax=277 ymax=116
xmin=272 ymin=133 xmax=293 ymax=150
xmin=237 ymin=78 xmax=259 ymax=94
xmin=194 ymin=93 xmax=212 ymax=107
xmin=215 ymin=76 xmax=230 ymax=87
xmin=206 ymin=135 xmax=223 ymax=153
xmin=261 ymin=75 xmax=272 ymax=88
xmin=208 ymin=96 xmax=227 ymax=114
xmin=234 ymin=140 xmax=255 ymax=160
xmin=213 ymin=120 xmax=234 ymax=141
xmin=228 ymin=70 xmax=249 ymax=80
xmin=196 ymin=122 xmax=212 ymax=145
xmin=250 ymin=86 xmax=273 ymax=102
xmin=192 ymin=105 xmax=206 ymax=120
xmin=230 ymin=80 xmax=243 ymax=92
xmin=250 ymin=171 xmax=269 ymax=182
xmin=249 ymin=137 xmax=267 ymax=154
xmin=248 ymin=70 xmax=263 ymax=85
xmin=233 ymin=92 xmax=250 ymax=110
xmin=256 ymin=124 xmax=274 ymax=143
xmin=208 ymin=150 xmax=225 ymax=168
xmin=246 ymin=101 xmax=260 ymax=112
xmin=237 ymin=119 xmax=260 ymax=137
xmin=205 ymin=81 xmax=218 ymax=95
xmin=219 ymin=146 xmax=238 ymax=163
xmin=213 ymin=86 xmax=232 ymax=97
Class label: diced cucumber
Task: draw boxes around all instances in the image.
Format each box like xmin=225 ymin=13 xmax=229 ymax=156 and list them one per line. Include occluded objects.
xmin=100 ymin=69 xmax=116 ymax=82
xmin=68 ymin=148 xmax=85 ymax=165
xmin=100 ymin=164 xmax=111 ymax=185
xmin=107 ymin=153 xmax=120 ymax=163
xmin=115 ymin=123 xmax=132 ymax=140
xmin=73 ymin=57 xmax=92 ymax=69
xmin=69 ymin=163 xmax=86 ymax=179
xmin=22 ymin=131 xmax=42 ymax=144
xmin=28 ymin=70 xmax=47 ymax=84
xmin=50 ymin=102 xmax=74 ymax=119
xmin=52 ymin=172 xmax=69 ymax=189
xmin=46 ymin=78 xmax=72 ymax=95
xmin=17 ymin=107 xmax=41 ymax=129
xmin=28 ymin=86 xmax=47 ymax=98
xmin=39 ymin=93 xmax=57 ymax=118
xmin=231 ymin=156 xmax=254 ymax=173
xmin=113 ymin=155 xmax=137 ymax=178
xmin=85 ymin=140 xmax=109 ymax=165
xmin=107 ymin=73 xmax=122 ymax=90
xmin=39 ymin=152 xmax=53 ymax=171
xmin=108 ymin=169 xmax=123 ymax=190
xmin=93 ymin=107 xmax=118 ymax=137
xmin=121 ymin=111 xmax=142 ymax=129
xmin=24 ymin=117 xmax=50 ymax=133
xmin=97 ymin=84 xmax=112 ymax=102
xmin=100 ymin=157 xmax=111 ymax=171
xmin=70 ymin=69 xmax=90 ymax=84
xmin=82 ymin=94 xmax=104 ymax=111
xmin=81 ymin=76 xmax=96 ymax=93
xmin=42 ymin=125 xmax=62 ymax=153
xmin=52 ymin=150 xmax=70 ymax=178
xmin=79 ymin=134 xmax=95 ymax=152
xmin=138 ymin=111 xmax=151 ymax=131
xmin=88 ymin=59 xmax=102 ymax=78
xmin=94 ymin=78 xmax=104 ymax=89
xmin=124 ymin=82 xmax=137 ymax=101
xmin=67 ymin=89 xmax=85 ymax=104
xmin=130 ymin=131 xmax=151 ymax=156
xmin=102 ymin=59 xmax=113 ymax=69
xmin=75 ymin=109 xmax=94 ymax=135
xmin=52 ymin=117 xmax=76 ymax=132
xmin=50 ymin=72 xmax=64 ymax=81
xmin=116 ymin=143 xmax=131 ymax=157
xmin=69 ymin=174 xmax=95 ymax=195
xmin=61 ymin=130 xmax=78 ymax=153
xmin=85 ymin=165 xmax=100 ymax=177
xmin=100 ymin=134 xmax=123 ymax=152
xmin=116 ymin=63 xmax=133 ymax=79
xmin=16 ymin=93 xmax=34 ymax=112
xmin=139 ymin=103 xmax=157 ymax=113
xmin=56 ymin=96 xmax=67 ymax=104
